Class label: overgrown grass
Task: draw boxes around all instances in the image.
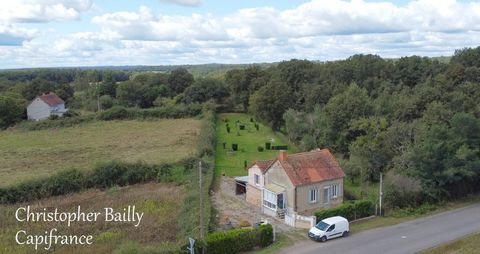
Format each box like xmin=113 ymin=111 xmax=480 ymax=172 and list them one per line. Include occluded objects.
xmin=420 ymin=232 xmax=480 ymax=254
xmin=215 ymin=113 xmax=297 ymax=177
xmin=0 ymin=183 xmax=184 ymax=254
xmin=0 ymin=119 xmax=200 ymax=187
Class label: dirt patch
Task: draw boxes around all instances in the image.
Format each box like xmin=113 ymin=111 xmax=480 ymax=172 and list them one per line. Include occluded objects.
xmin=212 ymin=176 xmax=292 ymax=232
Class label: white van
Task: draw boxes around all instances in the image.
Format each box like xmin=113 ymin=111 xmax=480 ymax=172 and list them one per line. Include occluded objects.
xmin=308 ymin=216 xmax=349 ymax=242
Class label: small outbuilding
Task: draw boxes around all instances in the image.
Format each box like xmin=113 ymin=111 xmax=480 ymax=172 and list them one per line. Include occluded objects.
xmin=27 ymin=92 xmax=68 ymax=121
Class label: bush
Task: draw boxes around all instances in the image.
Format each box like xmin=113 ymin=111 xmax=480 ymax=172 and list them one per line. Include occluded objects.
xmin=238 ymin=220 xmax=251 ymax=227
xmin=258 ymin=224 xmax=273 ymax=247
xmin=315 ymin=200 xmax=374 ymax=222
xmin=0 ymin=168 xmax=85 ymax=204
xmin=91 ymin=161 xmax=162 ymax=188
xmin=257 ymin=146 xmax=264 ymax=152
xmin=203 ymin=224 xmax=274 ymax=254
xmin=232 ymin=144 xmax=238 ymax=151
xmin=97 ymin=106 xmax=129 ymax=120
xmin=17 ymin=114 xmax=95 ymax=131
xmin=265 ymin=142 xmax=271 ymax=150
xmin=270 ymin=145 xmax=288 ymax=150
xmin=197 ymin=110 xmax=216 ymax=157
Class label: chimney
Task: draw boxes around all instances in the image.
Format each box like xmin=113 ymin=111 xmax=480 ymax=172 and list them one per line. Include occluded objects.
xmin=278 ymin=150 xmax=287 ymax=161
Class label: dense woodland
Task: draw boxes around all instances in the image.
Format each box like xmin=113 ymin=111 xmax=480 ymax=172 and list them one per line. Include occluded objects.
xmin=1 ymin=47 xmax=480 ymax=209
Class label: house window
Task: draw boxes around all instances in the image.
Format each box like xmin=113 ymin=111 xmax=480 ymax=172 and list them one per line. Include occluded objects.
xmin=331 ymin=184 xmax=338 ymax=198
xmin=309 ymin=188 xmax=318 ymax=203
xmin=254 ymin=174 xmax=260 ymax=186
xmin=263 ymin=190 xmax=277 ymax=210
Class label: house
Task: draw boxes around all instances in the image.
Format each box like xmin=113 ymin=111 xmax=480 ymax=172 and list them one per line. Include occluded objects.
xmin=27 ymin=92 xmax=68 ymax=121
xmin=245 ymin=149 xmax=345 ymax=227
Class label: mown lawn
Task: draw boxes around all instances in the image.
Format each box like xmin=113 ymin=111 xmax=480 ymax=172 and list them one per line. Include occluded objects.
xmin=0 ymin=119 xmax=200 ymax=187
xmin=215 ymin=113 xmax=297 ymax=177
xmin=0 ymin=182 xmax=184 ymax=254
xmin=420 ymin=232 xmax=480 ymax=254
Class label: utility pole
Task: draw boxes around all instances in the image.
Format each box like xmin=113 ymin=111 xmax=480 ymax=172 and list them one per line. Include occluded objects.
xmin=96 ymin=82 xmax=101 ymax=112
xmin=199 ymin=161 xmax=204 ymax=254
xmin=379 ymin=173 xmax=383 ymax=216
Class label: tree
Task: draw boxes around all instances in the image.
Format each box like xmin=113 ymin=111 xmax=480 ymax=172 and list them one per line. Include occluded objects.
xmin=98 ymin=73 xmax=117 ymax=98
xmin=405 ymin=113 xmax=480 ymax=201
xmin=116 ymin=80 xmax=154 ymax=108
xmin=0 ymin=92 xmax=25 ymax=129
xmin=183 ymin=78 xmax=229 ymax=104
xmin=167 ymin=68 xmax=194 ymax=94
xmin=323 ymin=83 xmax=373 ymax=152
xmin=249 ymin=80 xmax=293 ymax=130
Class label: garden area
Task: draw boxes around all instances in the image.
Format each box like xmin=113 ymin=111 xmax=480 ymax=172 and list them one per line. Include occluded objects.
xmin=215 ymin=113 xmax=297 ymax=177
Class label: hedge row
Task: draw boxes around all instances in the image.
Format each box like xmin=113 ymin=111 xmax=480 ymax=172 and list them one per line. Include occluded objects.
xmin=178 ymin=108 xmax=217 ymax=242
xmin=201 ymin=224 xmax=273 ymax=254
xmin=97 ymin=104 xmax=202 ymax=121
xmin=0 ymin=161 xmax=179 ymax=204
xmin=16 ymin=114 xmax=95 ymax=131
xmin=314 ymin=200 xmax=374 ymax=223
xmin=16 ymin=104 xmax=203 ymax=131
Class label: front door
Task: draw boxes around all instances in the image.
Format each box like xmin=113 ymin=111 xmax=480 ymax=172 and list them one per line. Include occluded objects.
xmin=277 ymin=193 xmax=284 ymax=209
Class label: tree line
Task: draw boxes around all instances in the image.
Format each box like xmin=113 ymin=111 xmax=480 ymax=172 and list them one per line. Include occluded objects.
xmin=1 ymin=47 xmax=479 ymax=208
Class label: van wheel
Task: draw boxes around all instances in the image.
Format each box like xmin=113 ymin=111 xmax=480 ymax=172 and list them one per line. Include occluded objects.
xmin=320 ymin=236 xmax=327 ymax=242
xmin=342 ymin=231 xmax=349 ymax=237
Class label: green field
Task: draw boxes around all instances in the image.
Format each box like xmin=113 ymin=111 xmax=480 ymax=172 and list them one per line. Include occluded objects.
xmin=0 ymin=119 xmax=200 ymax=187
xmin=215 ymin=113 xmax=297 ymax=177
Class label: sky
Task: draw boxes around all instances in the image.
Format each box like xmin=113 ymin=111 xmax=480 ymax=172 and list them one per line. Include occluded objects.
xmin=1 ymin=0 xmax=480 ymax=69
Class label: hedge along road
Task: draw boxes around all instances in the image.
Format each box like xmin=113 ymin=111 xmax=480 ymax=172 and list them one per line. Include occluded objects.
xmin=279 ymin=203 xmax=480 ymax=254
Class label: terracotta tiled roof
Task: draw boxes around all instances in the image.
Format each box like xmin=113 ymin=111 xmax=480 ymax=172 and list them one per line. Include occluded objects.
xmin=39 ymin=92 xmax=64 ymax=107
xmin=249 ymin=159 xmax=275 ymax=174
xmin=279 ymin=149 xmax=345 ymax=186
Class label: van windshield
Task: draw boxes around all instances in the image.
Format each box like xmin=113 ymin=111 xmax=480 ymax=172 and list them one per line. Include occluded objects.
xmin=315 ymin=221 xmax=330 ymax=231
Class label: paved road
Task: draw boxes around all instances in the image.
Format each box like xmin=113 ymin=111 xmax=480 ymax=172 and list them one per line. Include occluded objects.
xmin=279 ymin=203 xmax=480 ymax=254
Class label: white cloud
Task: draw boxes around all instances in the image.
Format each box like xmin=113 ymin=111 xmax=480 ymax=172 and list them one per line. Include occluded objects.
xmin=0 ymin=23 xmax=37 ymax=45
xmin=2 ymin=0 xmax=480 ymax=68
xmin=158 ymin=0 xmax=202 ymax=7
xmin=0 ymin=0 xmax=93 ymax=23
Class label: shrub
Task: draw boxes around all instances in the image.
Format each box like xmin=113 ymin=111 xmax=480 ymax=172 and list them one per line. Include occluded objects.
xmin=202 ymin=224 xmax=274 ymax=254
xmin=0 ymin=168 xmax=85 ymax=204
xmin=17 ymin=114 xmax=95 ymax=131
xmin=197 ymin=110 xmax=216 ymax=157
xmin=48 ymin=114 xmax=60 ymax=120
xmin=315 ymin=200 xmax=374 ymax=222
xmin=226 ymin=126 xmax=230 ymax=133
xmin=258 ymin=224 xmax=273 ymax=247
xmin=232 ymin=144 xmax=238 ymax=151
xmin=97 ymin=106 xmax=129 ymax=120
xmin=205 ymin=228 xmax=258 ymax=254
xmin=257 ymin=146 xmax=264 ymax=152
xmin=238 ymin=220 xmax=251 ymax=227
xmin=265 ymin=142 xmax=271 ymax=150
xmin=239 ymin=124 xmax=245 ymax=130
xmin=91 ymin=161 xmax=161 ymax=188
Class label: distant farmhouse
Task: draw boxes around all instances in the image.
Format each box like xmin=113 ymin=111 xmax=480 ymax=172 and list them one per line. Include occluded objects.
xmin=243 ymin=149 xmax=345 ymax=228
xmin=27 ymin=92 xmax=68 ymax=121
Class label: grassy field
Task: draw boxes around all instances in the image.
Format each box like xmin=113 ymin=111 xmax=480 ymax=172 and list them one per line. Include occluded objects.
xmin=215 ymin=113 xmax=297 ymax=177
xmin=420 ymin=232 xmax=480 ymax=254
xmin=0 ymin=182 xmax=184 ymax=254
xmin=0 ymin=119 xmax=200 ymax=187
